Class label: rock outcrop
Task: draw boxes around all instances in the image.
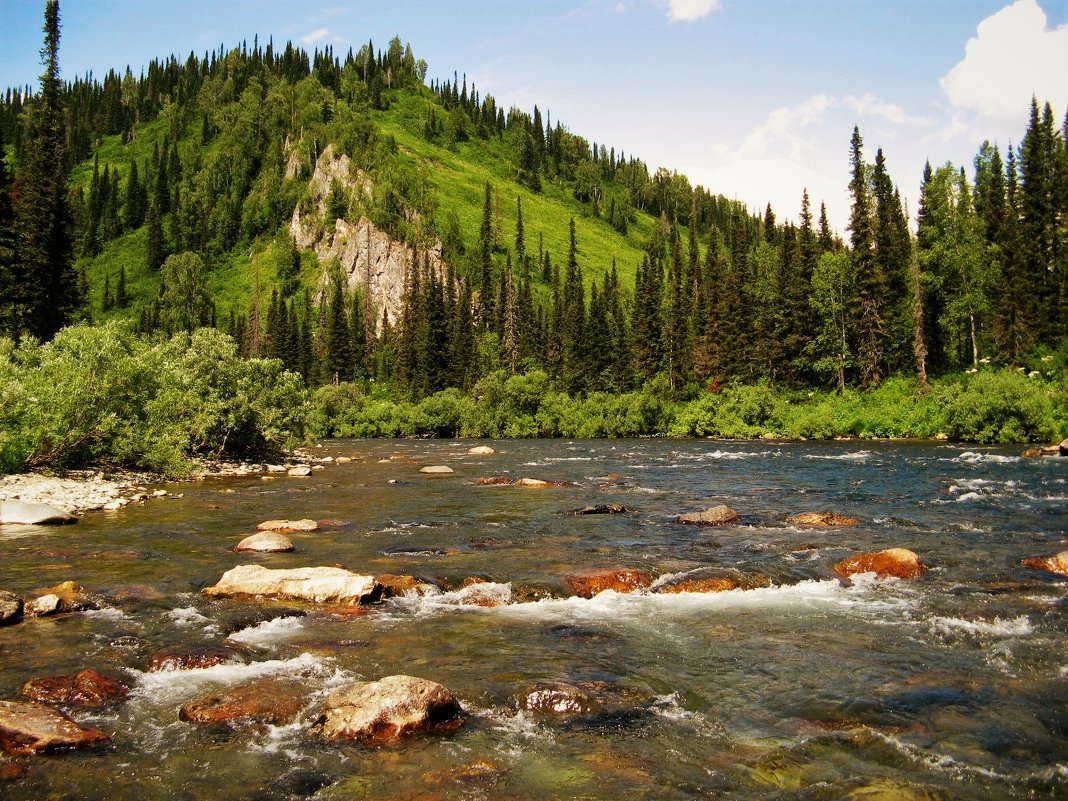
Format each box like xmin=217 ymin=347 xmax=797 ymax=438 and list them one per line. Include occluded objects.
xmin=20 ymin=670 xmax=128 ymax=707
xmin=0 ymin=500 xmax=76 ymax=525
xmin=676 ymin=505 xmax=739 ymax=526
xmin=562 ymin=568 xmax=656 ymax=598
xmin=833 ymin=548 xmax=926 ymax=579
xmin=313 ymin=675 xmax=463 ymax=741
xmin=1020 ymin=549 xmax=1068 ymax=576
xmin=0 ymin=701 xmax=109 ymax=755
xmin=202 ymin=565 xmax=381 ymax=605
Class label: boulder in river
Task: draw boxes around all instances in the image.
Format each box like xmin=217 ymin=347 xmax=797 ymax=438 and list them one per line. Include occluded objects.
xmin=0 ymin=500 xmax=77 ymax=526
xmin=234 ymin=531 xmax=294 ymax=553
xmin=0 ymin=700 xmax=109 ymax=755
xmin=420 ymin=465 xmax=454 ymax=474
xmin=676 ymin=505 xmax=739 ymax=526
xmin=785 ymin=511 xmax=860 ymax=527
xmin=313 ymin=675 xmax=463 ymax=741
xmin=467 ymin=445 xmax=496 ymax=455
xmin=20 ymin=670 xmax=129 ymax=707
xmin=520 ymin=681 xmax=598 ymax=715
xmin=1020 ymin=549 xmax=1068 ymax=577
xmin=653 ymin=568 xmax=772 ymax=594
xmin=0 ymin=591 xmax=23 ymax=626
xmin=179 ymin=677 xmax=307 ymax=727
xmin=562 ymin=504 xmax=627 ymax=516
xmin=375 ymin=574 xmax=442 ymax=598
xmin=202 ymin=565 xmax=382 ymax=605
xmin=25 ymin=582 xmax=102 ymax=617
xmin=256 ymin=519 xmax=318 ymax=532
xmin=563 ymin=567 xmax=656 ymax=598
xmin=833 ymin=548 xmax=926 ymax=579
xmin=147 ymin=645 xmax=246 ymax=672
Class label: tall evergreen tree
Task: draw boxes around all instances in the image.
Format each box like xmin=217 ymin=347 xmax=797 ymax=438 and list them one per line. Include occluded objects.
xmin=15 ymin=0 xmax=80 ymax=340
xmin=0 ymin=127 xmax=18 ymax=336
xmin=847 ymin=126 xmax=885 ymax=386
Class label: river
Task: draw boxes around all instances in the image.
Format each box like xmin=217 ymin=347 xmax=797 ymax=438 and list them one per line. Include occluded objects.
xmin=1 ymin=439 xmax=1065 ymax=800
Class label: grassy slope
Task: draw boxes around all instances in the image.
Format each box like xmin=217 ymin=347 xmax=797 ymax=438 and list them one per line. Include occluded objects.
xmin=76 ymin=84 xmax=667 ymax=324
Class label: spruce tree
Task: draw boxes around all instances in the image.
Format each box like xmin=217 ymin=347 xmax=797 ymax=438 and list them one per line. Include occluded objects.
xmin=15 ymin=0 xmax=80 ymax=340
xmin=847 ymin=126 xmax=885 ymax=386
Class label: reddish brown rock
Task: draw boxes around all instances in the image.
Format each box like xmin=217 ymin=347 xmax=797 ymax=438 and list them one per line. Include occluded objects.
xmin=147 ymin=645 xmax=245 ymax=672
xmin=20 ymin=670 xmax=128 ymax=708
xmin=474 ymin=477 xmax=512 ymax=486
xmin=785 ymin=511 xmax=861 ymax=527
xmin=562 ymin=568 xmax=656 ymax=598
xmin=1020 ymin=549 xmax=1068 ymax=577
xmin=313 ymin=675 xmax=463 ymax=741
xmin=0 ymin=761 xmax=28 ymax=781
xmin=654 ymin=569 xmax=771 ymax=594
xmin=675 ymin=505 xmax=739 ymax=526
xmin=1021 ymin=446 xmax=1044 ymax=458
xmin=0 ymin=701 xmax=108 ymax=755
xmin=833 ymin=548 xmax=926 ymax=579
xmin=179 ymin=678 xmax=306 ymax=727
xmin=376 ymin=574 xmax=441 ymax=598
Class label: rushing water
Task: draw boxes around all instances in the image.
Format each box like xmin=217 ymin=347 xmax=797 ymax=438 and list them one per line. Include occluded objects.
xmin=1 ymin=439 xmax=1066 ymax=800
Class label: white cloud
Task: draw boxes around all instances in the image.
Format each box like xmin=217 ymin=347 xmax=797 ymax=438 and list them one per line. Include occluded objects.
xmin=661 ymin=0 xmax=722 ymax=23
xmin=300 ymin=27 xmax=339 ymax=46
xmin=940 ymin=0 xmax=1068 ymax=119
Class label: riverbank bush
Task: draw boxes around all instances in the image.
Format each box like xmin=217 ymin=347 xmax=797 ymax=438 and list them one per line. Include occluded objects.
xmin=0 ymin=323 xmax=308 ymax=475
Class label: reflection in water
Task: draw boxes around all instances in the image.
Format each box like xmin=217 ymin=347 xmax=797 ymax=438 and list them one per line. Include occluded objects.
xmin=0 ymin=439 xmax=1066 ymax=799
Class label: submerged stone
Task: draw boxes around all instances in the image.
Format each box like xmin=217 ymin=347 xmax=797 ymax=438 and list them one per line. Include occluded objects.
xmin=202 ymin=565 xmax=381 ymax=605
xmin=313 ymin=675 xmax=463 ymax=741
xmin=179 ymin=677 xmax=306 ymax=727
xmin=676 ymin=505 xmax=739 ymax=526
xmin=562 ymin=504 xmax=627 ymax=516
xmin=0 ymin=701 xmax=109 ymax=755
xmin=20 ymin=670 xmax=129 ymax=707
xmin=562 ymin=567 xmax=656 ymax=598
xmin=833 ymin=548 xmax=926 ymax=579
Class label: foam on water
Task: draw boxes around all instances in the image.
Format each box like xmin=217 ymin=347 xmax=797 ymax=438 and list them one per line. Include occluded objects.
xmin=953 ymin=451 xmax=1020 ymax=465
xmin=803 ymin=450 xmax=873 ymax=462
xmin=651 ymin=693 xmax=726 ymax=739
xmin=226 ymin=615 xmax=307 ymax=645
xmin=929 ymin=615 xmax=1033 ymax=638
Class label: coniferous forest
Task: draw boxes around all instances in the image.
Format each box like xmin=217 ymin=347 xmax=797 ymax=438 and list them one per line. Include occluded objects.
xmin=1 ymin=1 xmax=1067 ymax=473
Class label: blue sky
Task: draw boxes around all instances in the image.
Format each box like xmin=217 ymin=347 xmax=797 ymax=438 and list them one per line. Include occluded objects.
xmin=2 ymin=0 xmax=1066 ymax=232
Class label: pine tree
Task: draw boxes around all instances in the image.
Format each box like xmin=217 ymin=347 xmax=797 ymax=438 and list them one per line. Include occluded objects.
xmin=123 ymin=159 xmax=145 ymax=230
xmin=478 ymin=181 xmax=495 ymax=326
xmin=116 ymin=263 xmax=128 ymax=308
xmin=15 ymin=0 xmax=80 ymax=340
xmin=848 ymin=126 xmax=885 ymax=386
xmin=325 ymin=269 xmax=352 ymax=383
xmin=145 ymin=196 xmax=165 ymax=271
xmin=0 ymin=127 xmax=19 ymax=336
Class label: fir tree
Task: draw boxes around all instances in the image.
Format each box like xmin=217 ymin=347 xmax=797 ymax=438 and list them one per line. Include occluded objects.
xmin=847 ymin=126 xmax=885 ymax=386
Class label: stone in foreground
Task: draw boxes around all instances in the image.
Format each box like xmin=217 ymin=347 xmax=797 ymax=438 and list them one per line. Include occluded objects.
xmin=1020 ymin=549 xmax=1068 ymax=577
xmin=179 ymin=678 xmax=307 ymax=727
xmin=234 ymin=531 xmax=294 ymax=553
xmin=313 ymin=675 xmax=463 ymax=741
xmin=833 ymin=548 xmax=926 ymax=579
xmin=0 ymin=591 xmax=23 ymax=626
xmin=202 ymin=565 xmax=381 ymax=605
xmin=563 ymin=567 xmax=656 ymax=598
xmin=20 ymin=670 xmax=128 ymax=707
xmin=256 ymin=519 xmax=318 ymax=532
xmin=676 ymin=505 xmax=739 ymax=526
xmin=0 ymin=500 xmax=77 ymax=526
xmin=786 ymin=511 xmax=860 ymax=527
xmin=0 ymin=700 xmax=109 ymax=755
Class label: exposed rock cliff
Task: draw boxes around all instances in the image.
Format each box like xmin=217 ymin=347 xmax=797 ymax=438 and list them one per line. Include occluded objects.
xmin=289 ymin=143 xmax=445 ymax=329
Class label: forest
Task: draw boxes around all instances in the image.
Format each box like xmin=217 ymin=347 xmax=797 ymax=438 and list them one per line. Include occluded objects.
xmin=1 ymin=1 xmax=1066 ymax=473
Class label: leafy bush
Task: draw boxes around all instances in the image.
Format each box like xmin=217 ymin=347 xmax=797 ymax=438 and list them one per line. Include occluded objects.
xmin=936 ymin=369 xmax=1056 ymax=444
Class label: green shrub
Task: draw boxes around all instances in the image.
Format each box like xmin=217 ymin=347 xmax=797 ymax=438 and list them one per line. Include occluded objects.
xmin=936 ymin=369 xmax=1055 ymax=444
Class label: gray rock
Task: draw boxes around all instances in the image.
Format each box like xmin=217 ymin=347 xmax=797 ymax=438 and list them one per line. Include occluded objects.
xmin=0 ymin=591 xmax=23 ymax=626
xmin=0 ymin=500 xmax=77 ymax=526
xmin=676 ymin=505 xmax=739 ymax=526
xmin=420 ymin=465 xmax=454 ymax=474
xmin=234 ymin=531 xmax=294 ymax=553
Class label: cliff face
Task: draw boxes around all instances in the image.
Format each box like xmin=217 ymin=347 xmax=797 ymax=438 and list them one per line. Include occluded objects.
xmin=289 ymin=143 xmax=445 ymax=329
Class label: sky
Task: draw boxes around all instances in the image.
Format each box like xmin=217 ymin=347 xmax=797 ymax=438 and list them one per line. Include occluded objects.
xmin=1 ymin=0 xmax=1066 ymax=233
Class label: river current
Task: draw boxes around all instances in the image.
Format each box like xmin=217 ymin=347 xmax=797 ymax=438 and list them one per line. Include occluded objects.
xmin=1 ymin=439 xmax=1066 ymax=800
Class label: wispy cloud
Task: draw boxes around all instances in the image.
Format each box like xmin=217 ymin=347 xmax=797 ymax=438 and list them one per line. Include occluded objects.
xmin=299 ymin=27 xmax=343 ymax=46
xmin=660 ymin=0 xmax=722 ymax=23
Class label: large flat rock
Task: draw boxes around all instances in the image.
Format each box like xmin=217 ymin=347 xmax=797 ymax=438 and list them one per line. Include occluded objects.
xmin=0 ymin=500 xmax=77 ymax=526
xmin=202 ymin=565 xmax=381 ymax=605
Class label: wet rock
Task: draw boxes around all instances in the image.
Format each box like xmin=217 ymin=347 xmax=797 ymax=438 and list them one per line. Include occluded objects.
xmin=376 ymin=574 xmax=442 ymax=598
xmin=785 ymin=511 xmax=860 ymax=527
xmin=106 ymin=584 xmax=165 ymax=605
xmin=467 ymin=445 xmax=496 ymax=455
xmin=0 ymin=761 xmax=28 ymax=781
xmin=0 ymin=500 xmax=77 ymax=526
xmin=0 ymin=591 xmax=23 ymax=626
xmin=313 ymin=675 xmax=463 ymax=741
xmin=654 ymin=568 xmax=771 ymax=594
xmin=833 ymin=548 xmax=926 ymax=579
xmin=202 ymin=565 xmax=381 ymax=605
xmin=0 ymin=700 xmax=109 ymax=755
xmin=221 ymin=606 xmax=307 ymax=636
xmin=256 ymin=519 xmax=318 ymax=532
xmin=147 ymin=645 xmax=246 ymax=672
xmin=20 ymin=670 xmax=129 ymax=707
xmin=676 ymin=505 xmax=739 ymax=526
xmin=420 ymin=465 xmax=454 ymax=474
xmin=179 ymin=677 xmax=306 ymax=727
xmin=514 ymin=477 xmax=571 ymax=487
xmin=1020 ymin=549 xmax=1068 ymax=577
xmin=25 ymin=582 xmax=102 ymax=617
xmin=511 ymin=582 xmax=565 ymax=603
xmin=520 ymin=681 xmax=598 ymax=715
xmin=287 ymin=466 xmax=312 ymax=477
xmin=562 ymin=504 xmax=627 ymax=516
xmin=234 ymin=531 xmax=294 ymax=553
xmin=562 ymin=567 xmax=656 ymax=598
xmin=474 ymin=476 xmax=512 ymax=486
